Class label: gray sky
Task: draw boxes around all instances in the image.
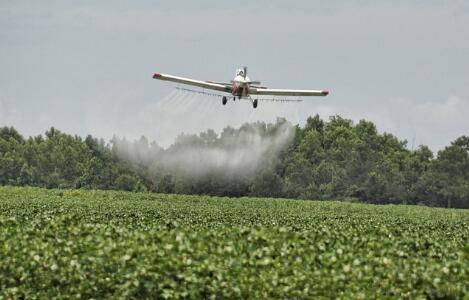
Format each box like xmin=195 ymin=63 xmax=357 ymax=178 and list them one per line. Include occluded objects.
xmin=1 ymin=1 xmax=468 ymax=151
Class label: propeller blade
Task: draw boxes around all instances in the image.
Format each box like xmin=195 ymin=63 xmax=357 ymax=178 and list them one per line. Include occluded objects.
xmin=243 ymin=66 xmax=247 ymax=79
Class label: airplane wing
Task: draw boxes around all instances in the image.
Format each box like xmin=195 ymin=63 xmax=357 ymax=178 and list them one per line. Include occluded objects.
xmin=153 ymin=73 xmax=231 ymax=93
xmin=206 ymin=80 xmax=233 ymax=86
xmin=249 ymin=87 xmax=329 ymax=97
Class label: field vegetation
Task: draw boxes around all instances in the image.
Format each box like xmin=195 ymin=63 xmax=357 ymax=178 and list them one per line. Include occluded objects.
xmin=0 ymin=187 xmax=468 ymax=298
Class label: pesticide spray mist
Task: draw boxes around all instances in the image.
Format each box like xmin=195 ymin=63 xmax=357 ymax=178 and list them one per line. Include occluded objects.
xmin=102 ymin=89 xmax=306 ymax=184
xmin=113 ymin=117 xmax=295 ymax=182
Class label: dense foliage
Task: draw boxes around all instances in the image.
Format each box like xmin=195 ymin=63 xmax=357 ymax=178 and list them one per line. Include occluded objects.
xmin=1 ymin=115 xmax=469 ymax=208
xmin=0 ymin=187 xmax=467 ymax=298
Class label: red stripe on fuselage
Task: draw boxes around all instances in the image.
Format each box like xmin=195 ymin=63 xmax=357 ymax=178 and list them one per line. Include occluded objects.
xmin=231 ymin=83 xmax=240 ymax=96
xmin=231 ymin=82 xmax=247 ymax=97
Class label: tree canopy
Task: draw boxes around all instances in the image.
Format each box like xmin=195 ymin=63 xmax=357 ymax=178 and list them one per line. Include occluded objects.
xmin=0 ymin=115 xmax=468 ymax=208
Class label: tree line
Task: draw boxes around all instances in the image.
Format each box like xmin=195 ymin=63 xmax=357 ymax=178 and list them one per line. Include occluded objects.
xmin=1 ymin=115 xmax=468 ymax=208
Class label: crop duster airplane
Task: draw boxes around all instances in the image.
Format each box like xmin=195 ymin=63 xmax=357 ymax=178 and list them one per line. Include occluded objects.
xmin=152 ymin=67 xmax=329 ymax=108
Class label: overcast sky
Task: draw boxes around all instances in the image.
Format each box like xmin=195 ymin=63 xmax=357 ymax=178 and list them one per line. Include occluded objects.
xmin=1 ymin=1 xmax=468 ymax=151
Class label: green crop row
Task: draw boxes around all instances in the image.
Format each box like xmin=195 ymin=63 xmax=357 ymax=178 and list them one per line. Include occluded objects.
xmin=0 ymin=187 xmax=468 ymax=299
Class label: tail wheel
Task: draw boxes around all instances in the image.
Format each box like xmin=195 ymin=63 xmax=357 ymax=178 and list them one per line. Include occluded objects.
xmin=222 ymin=96 xmax=227 ymax=105
xmin=253 ymin=99 xmax=258 ymax=109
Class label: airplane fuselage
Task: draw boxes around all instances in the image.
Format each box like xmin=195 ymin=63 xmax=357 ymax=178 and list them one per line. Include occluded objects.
xmin=231 ymin=75 xmax=251 ymax=97
xmin=231 ymin=68 xmax=252 ymax=98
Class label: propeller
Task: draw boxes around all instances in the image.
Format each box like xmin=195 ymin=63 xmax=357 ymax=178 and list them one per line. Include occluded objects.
xmin=242 ymin=66 xmax=261 ymax=84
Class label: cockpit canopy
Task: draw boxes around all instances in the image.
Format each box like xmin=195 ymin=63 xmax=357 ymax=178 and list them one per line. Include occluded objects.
xmin=236 ymin=68 xmax=245 ymax=77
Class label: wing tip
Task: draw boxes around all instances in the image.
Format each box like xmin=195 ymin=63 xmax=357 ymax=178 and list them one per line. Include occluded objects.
xmin=153 ymin=73 xmax=162 ymax=79
xmin=321 ymin=90 xmax=329 ymax=96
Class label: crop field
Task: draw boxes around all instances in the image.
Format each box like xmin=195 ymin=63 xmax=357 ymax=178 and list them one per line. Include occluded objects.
xmin=0 ymin=187 xmax=468 ymax=299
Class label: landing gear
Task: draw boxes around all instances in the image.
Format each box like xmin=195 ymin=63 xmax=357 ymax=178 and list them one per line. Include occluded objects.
xmin=253 ymin=99 xmax=258 ymax=109
xmin=222 ymin=96 xmax=227 ymax=105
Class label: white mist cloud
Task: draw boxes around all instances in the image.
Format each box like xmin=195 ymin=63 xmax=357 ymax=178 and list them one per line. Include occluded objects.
xmin=112 ymin=118 xmax=295 ymax=181
xmin=160 ymin=121 xmax=294 ymax=179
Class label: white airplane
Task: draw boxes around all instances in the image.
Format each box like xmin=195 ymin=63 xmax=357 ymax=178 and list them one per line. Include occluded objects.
xmin=152 ymin=66 xmax=329 ymax=108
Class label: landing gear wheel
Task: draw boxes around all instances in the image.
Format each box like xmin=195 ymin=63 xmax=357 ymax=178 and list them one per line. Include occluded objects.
xmin=233 ymin=97 xmax=236 ymax=101
xmin=253 ymin=99 xmax=258 ymax=109
xmin=222 ymin=96 xmax=227 ymax=105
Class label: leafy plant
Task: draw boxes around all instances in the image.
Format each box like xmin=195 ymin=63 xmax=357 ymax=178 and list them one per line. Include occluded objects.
xmin=0 ymin=187 xmax=467 ymax=298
